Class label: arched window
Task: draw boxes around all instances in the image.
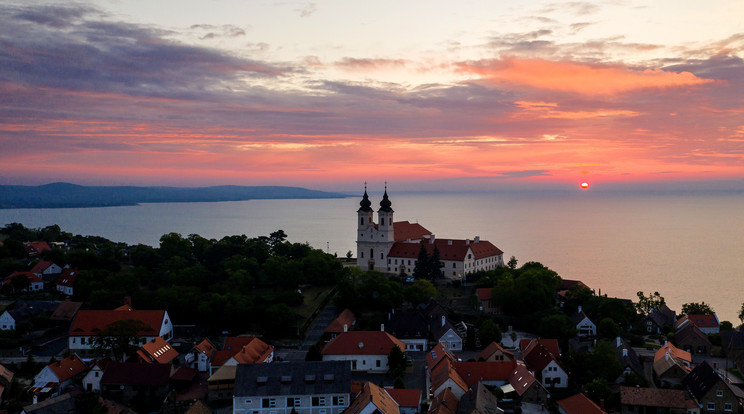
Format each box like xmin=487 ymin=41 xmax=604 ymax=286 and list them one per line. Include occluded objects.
xmin=381 ymin=218 xmax=385 ymax=225
xmin=370 ymin=248 xmax=374 ymax=258
xmin=360 ymin=217 xmax=364 ymax=225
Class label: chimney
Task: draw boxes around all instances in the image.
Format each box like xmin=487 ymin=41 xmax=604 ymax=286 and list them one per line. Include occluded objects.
xmin=429 ymin=234 xmax=435 ymax=244
xmin=381 ymin=324 xmax=385 ymax=332
xmin=600 ymin=399 xmax=605 ymax=411
xmin=623 ymin=348 xmax=628 ymax=357
xmin=448 ymin=240 xmax=452 ymax=245
xmin=474 ymin=236 xmax=480 ymax=243
xmin=441 ymin=315 xmax=446 ymax=328
xmin=616 ymin=337 xmax=621 ymax=348
xmin=578 ymin=305 xmax=582 ymax=313
xmin=465 ymin=239 xmax=470 ymax=245
xmin=343 ymin=324 xmax=348 ymax=333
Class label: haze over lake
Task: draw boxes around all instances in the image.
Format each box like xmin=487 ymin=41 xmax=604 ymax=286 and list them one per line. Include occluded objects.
xmin=2 ymin=191 xmax=742 ymax=322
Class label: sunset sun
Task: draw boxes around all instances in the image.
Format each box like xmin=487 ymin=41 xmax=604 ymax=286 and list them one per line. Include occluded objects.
xmin=580 ymin=182 xmax=590 ymax=189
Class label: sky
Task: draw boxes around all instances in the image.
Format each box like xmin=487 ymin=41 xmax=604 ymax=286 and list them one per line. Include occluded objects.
xmin=1 ymin=0 xmax=743 ymax=192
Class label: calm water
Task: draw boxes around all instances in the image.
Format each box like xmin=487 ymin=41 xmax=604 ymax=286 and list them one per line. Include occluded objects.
xmin=1 ymin=191 xmax=743 ymax=322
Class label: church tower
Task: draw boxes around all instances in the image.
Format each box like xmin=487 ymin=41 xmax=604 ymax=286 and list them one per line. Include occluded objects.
xmin=356 ymin=185 xmax=375 ymax=270
xmin=377 ymin=185 xmax=394 ymax=243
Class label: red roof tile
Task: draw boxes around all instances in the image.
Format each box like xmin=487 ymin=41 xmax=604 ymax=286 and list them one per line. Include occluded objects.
xmin=508 ymin=361 xmax=540 ymax=396
xmin=557 ymin=393 xmax=606 ymax=414
xmin=519 ymin=339 xmax=560 ymax=357
xmin=47 ymin=354 xmax=87 ymax=382
xmin=69 ymin=309 xmax=166 ymax=337
xmin=385 ymin=388 xmax=422 ymax=408
xmin=426 ymin=343 xmax=455 ymax=371
xmin=654 ymin=342 xmax=691 ymax=364
xmin=393 ymin=221 xmax=432 ymax=242
xmin=56 ymin=268 xmax=78 ymax=287
xmin=30 ymin=261 xmax=56 ymax=274
xmin=476 ymin=342 xmax=513 ymax=361
xmin=620 ymin=386 xmax=687 ymax=408
xmin=346 ymin=382 xmax=400 ymax=414
xmin=324 ymin=309 xmax=356 ymax=334
xmin=322 ymin=331 xmax=405 ymax=356
xmin=523 ymin=340 xmax=558 ymax=372
xmin=453 ymin=361 xmax=516 ymax=386
xmin=211 ymin=336 xmax=273 ymax=367
xmin=430 ymin=358 xmax=468 ymax=395
xmin=687 ymin=314 xmax=719 ymax=328
xmin=137 ymin=336 xmax=178 ymax=364
xmin=6 ymin=271 xmax=42 ymax=284
xmin=428 ymin=387 xmax=459 ymax=414
xmin=388 ymin=238 xmax=502 ymax=262
xmin=194 ymin=338 xmax=216 ymax=357
xmin=25 ymin=241 xmax=51 ymax=254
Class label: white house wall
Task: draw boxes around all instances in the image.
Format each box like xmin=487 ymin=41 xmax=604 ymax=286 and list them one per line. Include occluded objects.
xmin=0 ymin=312 xmax=16 ymax=330
xmin=233 ymin=393 xmax=349 ymax=414
xmin=322 ymin=354 xmax=389 ymax=373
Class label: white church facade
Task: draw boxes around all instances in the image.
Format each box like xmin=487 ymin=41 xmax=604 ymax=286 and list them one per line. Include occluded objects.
xmin=356 ymin=188 xmax=505 ymax=280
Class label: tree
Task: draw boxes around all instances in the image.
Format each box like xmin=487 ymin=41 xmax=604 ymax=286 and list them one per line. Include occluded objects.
xmin=394 ymin=376 xmax=406 ymax=389
xmin=306 ymin=344 xmax=322 ymax=361
xmin=681 ymin=302 xmax=714 ymax=315
xmin=739 ymin=302 xmax=744 ymax=325
xmin=91 ymin=319 xmax=150 ymax=361
xmin=597 ymin=317 xmax=620 ymax=340
xmin=429 ymin=246 xmax=442 ymax=280
xmin=346 ymin=250 xmax=353 ymax=259
xmin=507 ymin=256 xmax=518 ymax=270
xmin=479 ymin=319 xmax=502 ymax=346
xmin=635 ymin=291 xmax=665 ymax=314
xmin=387 ymin=345 xmax=407 ymax=378
xmin=413 ymin=244 xmax=430 ymax=280
xmin=404 ymin=279 xmax=437 ymax=307
xmin=10 ymin=273 xmax=31 ymax=294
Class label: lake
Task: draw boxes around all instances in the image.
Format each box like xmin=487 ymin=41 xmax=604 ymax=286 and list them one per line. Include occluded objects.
xmin=2 ymin=190 xmax=743 ymax=322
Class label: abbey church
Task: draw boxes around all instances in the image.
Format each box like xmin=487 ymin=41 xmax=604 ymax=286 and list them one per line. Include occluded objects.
xmin=356 ymin=188 xmax=504 ymax=280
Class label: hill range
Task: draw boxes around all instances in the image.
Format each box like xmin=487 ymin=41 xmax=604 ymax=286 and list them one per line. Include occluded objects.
xmin=0 ymin=183 xmax=348 ymax=209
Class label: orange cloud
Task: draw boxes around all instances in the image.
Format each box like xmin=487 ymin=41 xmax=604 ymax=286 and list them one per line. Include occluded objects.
xmin=457 ymin=57 xmax=716 ymax=95
xmin=513 ymin=100 xmax=641 ymax=119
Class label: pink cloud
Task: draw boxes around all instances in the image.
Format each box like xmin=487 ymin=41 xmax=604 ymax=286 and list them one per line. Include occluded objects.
xmin=457 ymin=57 xmax=717 ymax=95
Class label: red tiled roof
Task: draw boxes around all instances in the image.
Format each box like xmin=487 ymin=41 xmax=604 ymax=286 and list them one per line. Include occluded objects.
xmin=25 ymin=241 xmax=51 ymax=254
xmin=385 ymin=388 xmax=422 ymax=408
xmin=30 ymin=261 xmax=56 ymax=274
xmin=388 ymin=239 xmax=502 ymax=262
xmin=523 ymin=340 xmax=558 ymax=372
xmin=171 ymin=366 xmax=198 ymax=382
xmin=430 ymin=358 xmax=468 ymax=395
xmin=137 ymin=336 xmax=178 ymax=364
xmin=557 ymin=393 xmax=606 ymax=414
xmin=687 ymin=314 xmax=719 ymax=328
xmin=346 ymin=382 xmax=400 ymax=414
xmin=5 ymin=271 xmax=42 ymax=284
xmin=453 ymin=361 xmax=516 ymax=386
xmin=211 ymin=336 xmax=273 ymax=367
xmin=476 ymin=288 xmax=492 ymax=301
xmin=393 ymin=221 xmax=432 ymax=242
xmin=519 ymin=339 xmax=560 ymax=357
xmin=69 ymin=309 xmax=166 ymax=337
xmin=56 ymin=268 xmax=78 ymax=287
xmin=508 ymin=361 xmax=540 ymax=396
xmin=620 ymin=386 xmax=687 ymax=408
xmin=100 ymin=362 xmax=171 ymax=386
xmin=47 ymin=354 xmax=87 ymax=382
xmin=428 ymin=387 xmax=459 ymax=414
xmin=324 ymin=308 xmax=356 ymax=334
xmin=476 ymin=342 xmax=513 ymax=361
xmin=654 ymin=342 xmax=691 ymax=364
xmin=194 ymin=338 xmax=216 ymax=357
xmin=426 ymin=342 xmax=455 ymax=371
xmin=322 ymin=331 xmax=405 ymax=356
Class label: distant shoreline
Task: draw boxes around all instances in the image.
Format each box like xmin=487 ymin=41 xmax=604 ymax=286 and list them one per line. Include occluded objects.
xmin=0 ymin=182 xmax=349 ymax=209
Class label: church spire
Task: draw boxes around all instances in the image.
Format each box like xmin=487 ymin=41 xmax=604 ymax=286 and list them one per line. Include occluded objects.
xmin=358 ymin=182 xmax=373 ymax=212
xmin=379 ymin=182 xmax=393 ymax=212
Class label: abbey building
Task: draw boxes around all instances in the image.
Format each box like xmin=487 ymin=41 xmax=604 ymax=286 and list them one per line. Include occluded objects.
xmin=356 ymin=188 xmax=504 ymax=280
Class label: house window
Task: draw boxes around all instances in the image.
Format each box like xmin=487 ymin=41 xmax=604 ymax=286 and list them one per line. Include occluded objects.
xmin=380 ymin=253 xmax=383 ymax=259
xmin=262 ymin=398 xmax=276 ymax=408
xmin=95 ymin=371 xmax=99 ymax=377
xmin=717 ymin=390 xmax=724 ymax=397
xmin=452 ymin=263 xmax=456 ymax=268
xmin=708 ymin=402 xmax=715 ymax=411
xmin=333 ymin=396 xmax=344 ymax=406
xmin=388 ymin=259 xmax=391 ymax=264
xmin=313 ymin=397 xmax=326 ymax=406
xmin=408 ymin=260 xmax=411 ymax=265
xmin=245 ymin=399 xmax=252 ymax=404
xmin=361 ymin=252 xmax=364 ymax=258
xmin=376 ymin=360 xmax=381 ymax=367
xmin=725 ymin=403 xmax=733 ymax=411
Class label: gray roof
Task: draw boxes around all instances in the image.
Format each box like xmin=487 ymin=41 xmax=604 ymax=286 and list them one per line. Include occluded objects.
xmin=8 ymin=300 xmax=61 ymax=323
xmin=234 ymin=361 xmax=351 ymax=397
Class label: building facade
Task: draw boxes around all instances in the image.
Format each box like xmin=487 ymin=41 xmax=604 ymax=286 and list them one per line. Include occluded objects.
xmin=356 ymin=188 xmax=504 ymax=280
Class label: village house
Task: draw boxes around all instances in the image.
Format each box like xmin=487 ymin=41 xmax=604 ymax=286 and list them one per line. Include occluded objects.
xmin=504 ymin=360 xmax=549 ymax=405
xmin=210 ymin=336 xmax=274 ymax=374
xmin=385 ymin=388 xmax=421 ymax=414
xmin=68 ymin=305 xmax=173 ymax=356
xmin=0 ymin=364 xmax=14 ymax=401
xmin=233 ymin=361 xmax=351 ymax=414
xmin=427 ymin=388 xmax=458 ymax=414
xmin=684 ymin=361 xmax=744 ymax=413
xmin=324 ymin=309 xmax=357 ymax=340
xmin=0 ymin=300 xmax=59 ymax=331
xmin=457 ymin=382 xmax=503 ymax=414
xmin=383 ymin=309 xmax=429 ymax=352
xmin=24 ymin=241 xmax=51 ymax=256
xmin=82 ymin=359 xmax=110 ymax=392
xmin=521 ymin=339 xmax=568 ymax=389
xmin=55 ymin=268 xmax=77 ymax=296
xmin=676 ymin=314 xmax=720 ymax=334
xmin=188 ymin=338 xmax=217 ymax=372
xmin=477 ymin=342 xmax=514 ymax=362
xmin=29 ymin=260 xmax=62 ymax=281
xmin=570 ymin=306 xmax=596 ymax=339
xmin=30 ymin=354 xmax=87 ymax=399
xmin=429 ymin=357 xmax=468 ymax=400
xmin=355 ymin=188 xmax=504 ymax=279
xmin=653 ymin=342 xmax=691 ymax=388
xmin=614 ymin=337 xmax=643 ymax=383
xmin=207 ymin=364 xmax=238 ymax=402
xmin=675 ymin=323 xmax=713 ymax=355
xmin=4 ymin=271 xmax=44 ymax=293
xmin=322 ymin=331 xmax=405 ymax=373
xmin=345 ymin=382 xmax=399 ymax=414
xmin=640 ymin=304 xmax=676 ymax=334
xmin=475 ymin=288 xmax=500 ymax=315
